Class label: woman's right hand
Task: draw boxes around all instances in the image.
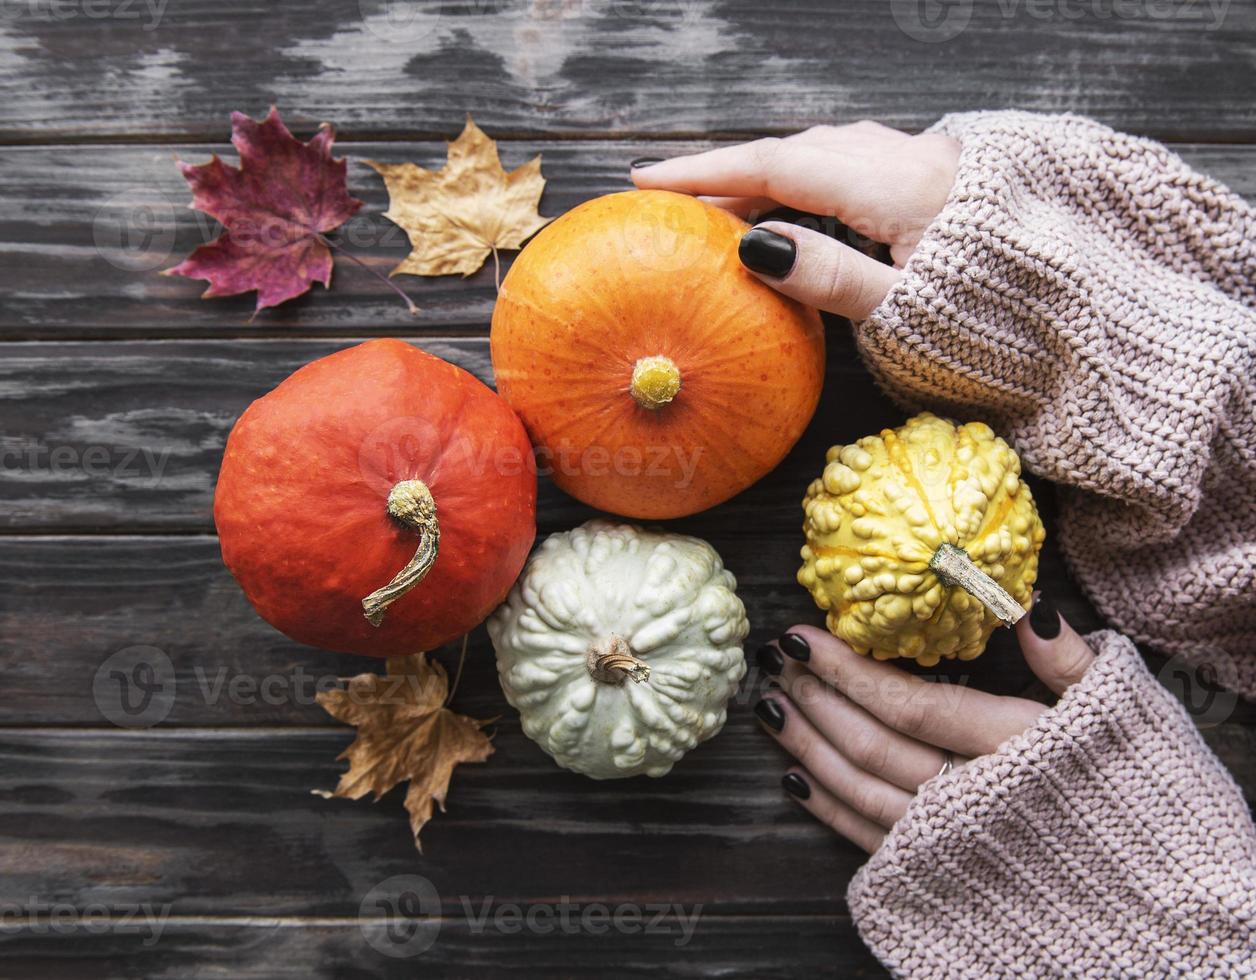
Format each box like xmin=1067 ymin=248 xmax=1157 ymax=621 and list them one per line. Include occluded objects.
xmin=630 ymin=121 xmax=961 ymax=320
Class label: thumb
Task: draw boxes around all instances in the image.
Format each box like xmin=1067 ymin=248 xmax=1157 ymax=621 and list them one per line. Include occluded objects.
xmin=737 ymin=221 xmax=900 ymax=321
xmin=1016 ymin=593 xmax=1097 ymax=696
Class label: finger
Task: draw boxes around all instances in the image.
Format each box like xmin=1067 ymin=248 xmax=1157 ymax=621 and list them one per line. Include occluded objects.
xmin=1017 ymin=593 xmax=1096 ymax=696
xmin=668 ymin=122 xmax=909 ymax=219
xmin=775 ymin=626 xmax=1044 ymax=757
xmin=782 ymin=769 xmax=886 ymax=854
xmin=695 ymin=124 xmax=906 ymax=220
xmin=697 ymin=194 xmax=779 ymax=220
xmin=630 ymin=138 xmax=914 ymax=225
xmin=779 ymin=661 xmax=961 ymax=791
xmin=755 ymin=693 xmax=914 ymax=828
xmin=786 ymin=120 xmax=910 ymax=152
xmin=738 ymin=222 xmax=900 ymax=320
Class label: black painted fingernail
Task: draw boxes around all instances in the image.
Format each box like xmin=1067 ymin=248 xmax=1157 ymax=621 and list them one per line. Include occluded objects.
xmin=738 ymin=228 xmax=796 ymax=278
xmin=756 ymin=644 xmax=783 ymax=676
xmin=779 ymin=632 xmax=810 ymax=662
xmin=782 ymin=772 xmax=811 ymax=800
xmin=630 ymin=157 xmax=663 ymax=169
xmin=1029 ymin=595 xmax=1062 ymax=640
xmin=754 ymin=698 xmax=785 ymax=733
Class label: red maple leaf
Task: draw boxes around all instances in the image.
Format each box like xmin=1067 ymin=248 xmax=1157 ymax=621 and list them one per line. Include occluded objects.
xmin=164 ymin=107 xmax=363 ymax=314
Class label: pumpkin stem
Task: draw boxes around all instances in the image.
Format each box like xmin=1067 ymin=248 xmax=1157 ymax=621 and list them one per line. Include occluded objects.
xmin=587 ymin=635 xmax=651 ymax=685
xmin=362 ymin=479 xmax=441 ymax=628
xmin=928 ymin=542 xmax=1026 ymax=627
xmin=630 ymin=355 xmax=681 ymax=410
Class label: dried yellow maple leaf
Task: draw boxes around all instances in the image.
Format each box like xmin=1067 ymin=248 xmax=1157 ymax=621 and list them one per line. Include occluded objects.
xmin=368 ymin=115 xmax=551 ymax=281
xmin=314 ymin=652 xmax=493 ymax=851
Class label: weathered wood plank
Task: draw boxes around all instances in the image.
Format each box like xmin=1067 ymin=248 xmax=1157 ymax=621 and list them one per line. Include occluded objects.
xmin=0 ymin=339 xmax=508 ymax=532
xmin=4 ymin=531 xmax=1243 ymax=730
xmin=0 ymin=726 xmax=872 ymax=918
xmin=0 ymin=916 xmax=886 ymax=979
xmin=0 ymin=724 xmax=1249 ymax=923
xmin=0 ymin=530 xmax=1084 ymax=727
xmin=2 ymin=141 xmax=1253 ymax=338
xmin=0 ymin=0 xmax=1253 ymax=142
xmin=0 ymin=917 xmax=886 ymax=979
xmin=0 ymin=333 xmax=904 ymax=534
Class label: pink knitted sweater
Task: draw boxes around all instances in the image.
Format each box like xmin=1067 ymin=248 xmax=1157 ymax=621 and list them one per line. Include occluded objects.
xmin=848 ymin=113 xmax=1256 ymax=977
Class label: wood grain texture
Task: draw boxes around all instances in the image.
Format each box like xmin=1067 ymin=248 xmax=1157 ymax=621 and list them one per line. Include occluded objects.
xmin=0 ymin=332 xmax=912 ymax=532
xmin=0 ymin=918 xmax=885 ymax=979
xmin=0 ymin=529 xmax=1092 ymax=727
xmin=1 ymin=0 xmax=1254 ymax=143
xmin=4 ymin=5 xmax=1255 ymax=973
xmin=0 ymin=726 xmax=873 ymax=918
xmin=3 ymin=141 xmax=1254 ymax=339
xmin=0 ymin=724 xmax=1249 ymax=925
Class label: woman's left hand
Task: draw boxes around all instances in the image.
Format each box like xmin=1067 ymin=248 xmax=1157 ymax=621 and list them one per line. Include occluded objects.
xmin=754 ymin=597 xmax=1097 ymax=852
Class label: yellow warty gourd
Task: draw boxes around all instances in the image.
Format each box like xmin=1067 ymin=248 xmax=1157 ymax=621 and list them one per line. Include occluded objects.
xmin=798 ymin=414 xmax=1045 ymax=666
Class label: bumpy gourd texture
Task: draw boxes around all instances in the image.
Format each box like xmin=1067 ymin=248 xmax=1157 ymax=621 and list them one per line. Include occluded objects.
xmin=798 ymin=414 xmax=1044 ymax=666
xmin=489 ymin=521 xmax=749 ymax=779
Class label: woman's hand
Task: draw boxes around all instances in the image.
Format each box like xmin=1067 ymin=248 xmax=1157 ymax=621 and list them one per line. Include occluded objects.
xmin=630 ymin=121 xmax=961 ymax=320
xmin=753 ymin=597 xmax=1097 ymax=852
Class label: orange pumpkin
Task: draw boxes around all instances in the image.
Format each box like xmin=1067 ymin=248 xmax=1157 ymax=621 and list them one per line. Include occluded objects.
xmin=490 ymin=190 xmax=826 ymax=519
xmin=214 ymin=338 xmax=536 ymax=657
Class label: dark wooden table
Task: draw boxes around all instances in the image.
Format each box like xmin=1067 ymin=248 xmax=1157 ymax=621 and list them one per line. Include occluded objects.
xmin=2 ymin=2 xmax=1254 ymax=976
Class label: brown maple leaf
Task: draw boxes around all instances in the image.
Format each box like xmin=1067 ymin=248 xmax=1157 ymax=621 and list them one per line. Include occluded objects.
xmin=367 ymin=115 xmax=551 ymax=281
xmin=314 ymin=653 xmax=493 ymax=851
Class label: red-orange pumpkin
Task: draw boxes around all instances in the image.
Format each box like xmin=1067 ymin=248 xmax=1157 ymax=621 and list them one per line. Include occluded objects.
xmin=214 ymin=338 xmax=536 ymax=657
xmin=490 ymin=190 xmax=825 ymax=519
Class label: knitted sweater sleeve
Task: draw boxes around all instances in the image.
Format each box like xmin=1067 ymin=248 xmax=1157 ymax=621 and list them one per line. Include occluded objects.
xmin=854 ymin=111 xmax=1256 ymax=695
xmin=848 ymin=631 xmax=1256 ymax=978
